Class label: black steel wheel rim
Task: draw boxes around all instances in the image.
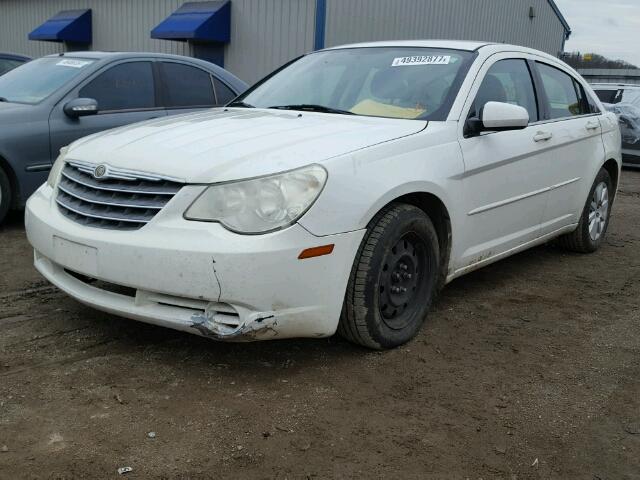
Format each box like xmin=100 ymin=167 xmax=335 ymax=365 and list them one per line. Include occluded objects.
xmin=378 ymin=231 xmax=428 ymax=330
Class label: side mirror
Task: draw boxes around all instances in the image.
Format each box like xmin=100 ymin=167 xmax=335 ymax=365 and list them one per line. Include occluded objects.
xmin=466 ymin=101 xmax=529 ymax=136
xmin=64 ymin=98 xmax=99 ymax=118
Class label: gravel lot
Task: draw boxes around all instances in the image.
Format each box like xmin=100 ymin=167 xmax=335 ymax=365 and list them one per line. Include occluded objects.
xmin=1 ymin=170 xmax=639 ymax=479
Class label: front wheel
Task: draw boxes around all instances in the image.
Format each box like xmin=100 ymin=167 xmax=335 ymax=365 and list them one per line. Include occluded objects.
xmin=557 ymin=168 xmax=613 ymax=253
xmin=338 ymin=203 xmax=440 ymax=350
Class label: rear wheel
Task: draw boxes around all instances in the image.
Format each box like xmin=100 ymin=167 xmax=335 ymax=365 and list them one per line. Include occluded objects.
xmin=0 ymin=166 xmax=11 ymax=224
xmin=338 ymin=203 xmax=439 ymax=350
xmin=557 ymin=168 xmax=612 ymax=253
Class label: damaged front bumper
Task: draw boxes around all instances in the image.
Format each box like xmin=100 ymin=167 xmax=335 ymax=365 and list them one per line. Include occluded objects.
xmin=25 ymin=184 xmax=365 ymax=341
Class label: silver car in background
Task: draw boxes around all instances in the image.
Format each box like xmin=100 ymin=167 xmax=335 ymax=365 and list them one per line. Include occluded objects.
xmin=602 ymin=102 xmax=640 ymax=167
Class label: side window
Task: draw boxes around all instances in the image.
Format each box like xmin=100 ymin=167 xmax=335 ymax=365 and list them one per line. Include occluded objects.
xmin=160 ymin=62 xmax=215 ymax=108
xmin=472 ymin=59 xmax=538 ymax=123
xmin=212 ymin=77 xmax=236 ymax=105
xmin=594 ymin=89 xmax=620 ymax=104
xmin=586 ymin=91 xmax=602 ymax=114
xmin=536 ymin=63 xmax=587 ymax=119
xmin=573 ymin=80 xmax=600 ymax=114
xmin=79 ymin=62 xmax=155 ymax=112
xmin=0 ymin=59 xmax=23 ymax=76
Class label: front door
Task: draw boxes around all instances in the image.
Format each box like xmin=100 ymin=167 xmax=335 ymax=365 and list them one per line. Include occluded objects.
xmin=455 ymin=55 xmax=550 ymax=273
xmin=158 ymin=61 xmax=234 ymax=116
xmin=49 ymin=61 xmax=167 ymax=161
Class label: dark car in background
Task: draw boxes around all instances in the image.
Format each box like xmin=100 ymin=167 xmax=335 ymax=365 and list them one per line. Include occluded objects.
xmin=592 ymin=83 xmax=640 ymax=107
xmin=603 ymin=102 xmax=640 ymax=167
xmin=0 ymin=51 xmax=247 ymax=223
xmin=0 ymin=52 xmax=30 ymax=76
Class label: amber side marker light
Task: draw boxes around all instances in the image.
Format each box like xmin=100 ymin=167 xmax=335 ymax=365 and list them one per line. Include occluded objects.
xmin=298 ymin=244 xmax=335 ymax=259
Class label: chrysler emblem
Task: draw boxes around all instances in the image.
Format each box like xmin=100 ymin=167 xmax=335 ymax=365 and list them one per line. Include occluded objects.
xmin=93 ymin=164 xmax=107 ymax=179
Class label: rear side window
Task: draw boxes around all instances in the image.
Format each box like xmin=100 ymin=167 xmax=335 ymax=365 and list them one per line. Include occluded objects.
xmin=594 ymin=89 xmax=620 ymax=104
xmin=536 ymin=63 xmax=587 ymax=119
xmin=213 ymin=77 xmax=236 ymax=105
xmin=585 ymin=91 xmax=601 ymax=114
xmin=160 ymin=62 xmax=215 ymax=108
xmin=472 ymin=59 xmax=538 ymax=122
xmin=79 ymin=62 xmax=155 ymax=111
xmin=0 ymin=58 xmax=23 ymax=76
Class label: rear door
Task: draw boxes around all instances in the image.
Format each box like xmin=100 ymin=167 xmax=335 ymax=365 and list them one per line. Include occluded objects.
xmin=533 ymin=62 xmax=605 ymax=234
xmin=49 ymin=60 xmax=167 ymax=158
xmin=456 ymin=54 xmax=550 ymax=272
xmin=158 ymin=61 xmax=236 ymax=116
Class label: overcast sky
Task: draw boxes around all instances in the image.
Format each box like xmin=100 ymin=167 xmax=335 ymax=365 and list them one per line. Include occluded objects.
xmin=555 ymin=0 xmax=640 ymax=66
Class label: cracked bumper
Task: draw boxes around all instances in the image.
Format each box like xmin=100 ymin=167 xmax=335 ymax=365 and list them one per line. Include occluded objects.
xmin=25 ymin=185 xmax=365 ymax=341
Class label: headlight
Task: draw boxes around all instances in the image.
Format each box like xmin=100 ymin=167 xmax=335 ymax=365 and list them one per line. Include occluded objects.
xmin=46 ymin=147 xmax=68 ymax=188
xmin=184 ymin=165 xmax=327 ymax=234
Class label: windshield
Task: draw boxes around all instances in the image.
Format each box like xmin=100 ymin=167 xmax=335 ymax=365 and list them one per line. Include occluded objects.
xmin=0 ymin=57 xmax=95 ymax=104
xmin=235 ymin=47 xmax=474 ymax=120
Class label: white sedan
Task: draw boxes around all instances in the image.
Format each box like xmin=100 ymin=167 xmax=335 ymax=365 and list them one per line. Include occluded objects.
xmin=25 ymin=41 xmax=622 ymax=349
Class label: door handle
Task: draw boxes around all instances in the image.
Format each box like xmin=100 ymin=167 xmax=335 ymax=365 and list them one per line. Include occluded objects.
xmin=585 ymin=120 xmax=600 ymax=130
xmin=533 ymin=131 xmax=553 ymax=142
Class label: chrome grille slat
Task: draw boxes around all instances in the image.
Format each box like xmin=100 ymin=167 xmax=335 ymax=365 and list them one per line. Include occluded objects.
xmin=57 ymin=192 xmax=157 ymax=223
xmin=58 ymin=178 xmax=165 ymax=210
xmin=56 ymin=163 xmax=184 ymax=230
xmin=61 ymin=167 xmax=181 ymax=195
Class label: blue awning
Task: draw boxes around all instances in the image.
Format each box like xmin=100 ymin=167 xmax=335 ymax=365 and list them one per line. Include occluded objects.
xmin=151 ymin=1 xmax=231 ymax=43
xmin=29 ymin=9 xmax=92 ymax=43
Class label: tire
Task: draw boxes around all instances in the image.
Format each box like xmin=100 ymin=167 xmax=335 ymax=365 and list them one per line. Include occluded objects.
xmin=338 ymin=203 xmax=440 ymax=350
xmin=557 ymin=168 xmax=613 ymax=253
xmin=0 ymin=166 xmax=11 ymax=224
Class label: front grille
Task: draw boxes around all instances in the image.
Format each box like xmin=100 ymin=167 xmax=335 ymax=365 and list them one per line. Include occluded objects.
xmin=56 ymin=161 xmax=184 ymax=230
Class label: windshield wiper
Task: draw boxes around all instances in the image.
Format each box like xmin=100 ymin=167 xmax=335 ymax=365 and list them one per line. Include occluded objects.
xmin=268 ymin=104 xmax=355 ymax=115
xmin=226 ymin=100 xmax=255 ymax=108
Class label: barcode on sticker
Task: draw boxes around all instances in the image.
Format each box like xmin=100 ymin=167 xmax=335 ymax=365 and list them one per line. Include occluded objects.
xmin=56 ymin=59 xmax=91 ymax=68
xmin=391 ymin=55 xmax=451 ymax=67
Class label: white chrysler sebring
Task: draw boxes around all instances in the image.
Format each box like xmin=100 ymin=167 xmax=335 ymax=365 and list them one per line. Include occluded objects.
xmin=26 ymin=41 xmax=621 ymax=349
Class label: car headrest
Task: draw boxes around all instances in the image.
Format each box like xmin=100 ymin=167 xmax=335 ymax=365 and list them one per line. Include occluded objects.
xmin=476 ymin=74 xmax=507 ymax=109
xmin=370 ymin=68 xmax=409 ymax=101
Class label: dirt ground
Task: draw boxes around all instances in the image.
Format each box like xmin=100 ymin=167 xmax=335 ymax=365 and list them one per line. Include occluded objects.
xmin=1 ymin=171 xmax=639 ymax=480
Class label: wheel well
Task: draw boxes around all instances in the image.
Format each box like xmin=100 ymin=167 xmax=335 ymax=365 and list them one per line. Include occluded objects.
xmin=603 ymin=158 xmax=619 ymax=192
xmin=393 ymin=192 xmax=452 ymax=290
xmin=0 ymin=155 xmax=19 ymax=208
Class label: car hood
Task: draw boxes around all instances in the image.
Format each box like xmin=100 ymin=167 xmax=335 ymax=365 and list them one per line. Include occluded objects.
xmin=67 ymin=108 xmax=426 ymax=183
xmin=0 ymin=101 xmax=35 ymax=122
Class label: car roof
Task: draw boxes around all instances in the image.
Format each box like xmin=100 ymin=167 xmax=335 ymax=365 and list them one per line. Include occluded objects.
xmin=591 ymin=83 xmax=640 ymax=89
xmin=0 ymin=52 xmax=30 ymax=61
xmin=44 ymin=51 xmax=204 ymax=62
xmin=323 ymin=40 xmax=570 ymax=69
xmin=323 ymin=40 xmax=565 ymax=62
xmin=325 ymin=40 xmax=492 ymax=52
xmin=42 ymin=51 xmax=248 ymax=92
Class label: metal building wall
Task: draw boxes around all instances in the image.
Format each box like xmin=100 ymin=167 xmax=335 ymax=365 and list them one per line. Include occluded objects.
xmin=224 ymin=0 xmax=315 ymax=83
xmin=0 ymin=0 xmax=315 ymax=84
xmin=0 ymin=0 xmax=191 ymax=57
xmin=0 ymin=0 xmax=568 ymax=83
xmin=324 ymin=0 xmax=567 ymax=56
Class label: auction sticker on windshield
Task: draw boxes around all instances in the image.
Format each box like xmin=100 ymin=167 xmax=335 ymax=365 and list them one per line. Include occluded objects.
xmin=391 ymin=55 xmax=451 ymax=66
xmin=56 ymin=59 xmax=92 ymax=68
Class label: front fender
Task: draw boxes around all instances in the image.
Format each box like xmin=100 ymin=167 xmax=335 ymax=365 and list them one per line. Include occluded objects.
xmin=299 ymin=124 xmax=465 ymax=237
